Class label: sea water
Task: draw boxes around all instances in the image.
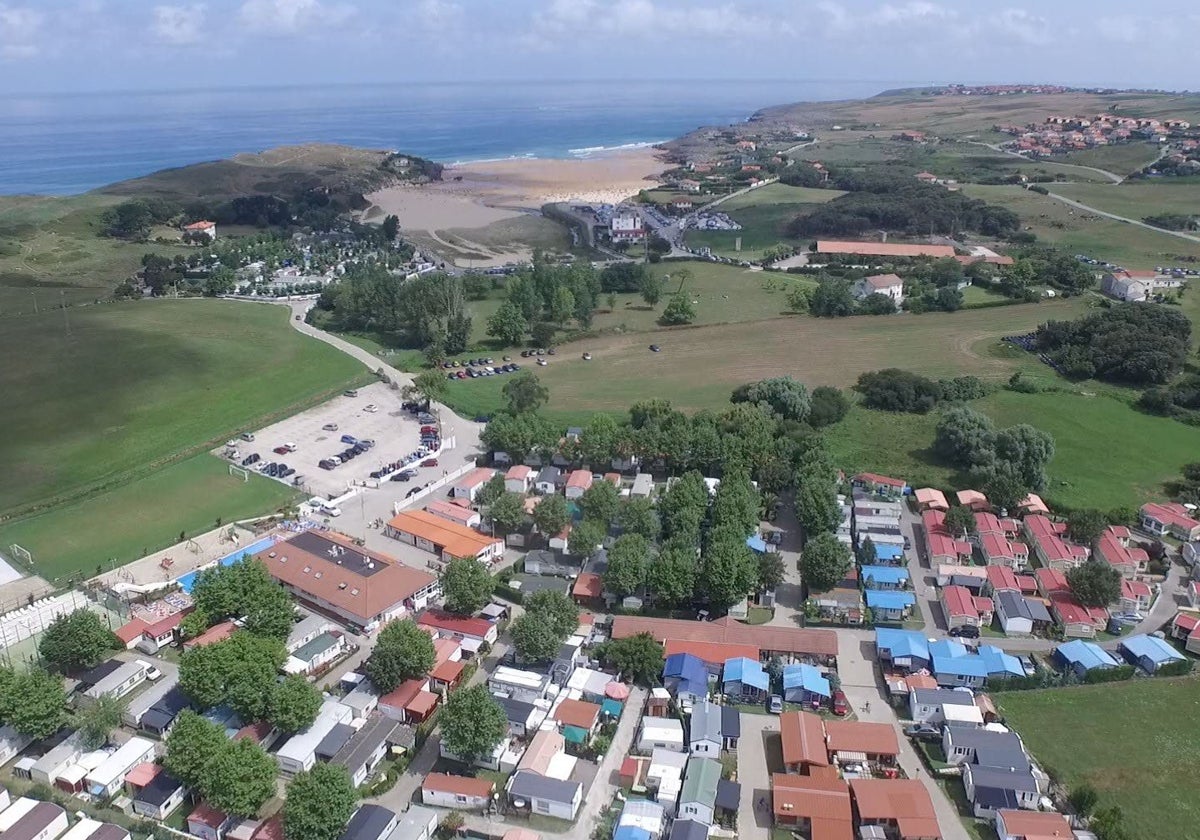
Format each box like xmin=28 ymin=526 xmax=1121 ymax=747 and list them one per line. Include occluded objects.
xmin=0 ymin=79 xmax=892 ymax=195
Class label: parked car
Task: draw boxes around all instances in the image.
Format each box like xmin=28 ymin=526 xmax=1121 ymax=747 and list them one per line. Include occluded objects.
xmin=136 ymin=660 xmax=163 ymax=681
xmin=343 ymin=389 xmax=358 ymax=397
xmin=241 ymin=453 xmax=260 ymax=466
xmin=322 ymin=423 xmax=339 ymax=431
xmin=949 ymin=625 xmax=981 ymax=639
xmin=904 ymin=724 xmax=941 ymax=740
xmin=649 ymin=344 xmax=661 ymax=352
xmin=767 ymin=695 xmax=783 ymax=714
xmin=363 ymin=404 xmax=378 ymax=413
xmin=273 ymin=446 xmax=289 ymax=455
xmin=406 ymin=487 xmax=422 ymax=498
xmin=421 ymin=458 xmax=439 ymax=467
xmin=832 ymin=690 xmax=849 ymax=716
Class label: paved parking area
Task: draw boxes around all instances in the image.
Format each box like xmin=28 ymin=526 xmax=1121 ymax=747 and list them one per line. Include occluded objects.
xmin=219 ymin=383 xmax=430 ymax=498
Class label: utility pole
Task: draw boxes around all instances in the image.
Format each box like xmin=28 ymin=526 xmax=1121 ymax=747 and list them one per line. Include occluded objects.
xmin=60 ymin=291 xmax=71 ymax=338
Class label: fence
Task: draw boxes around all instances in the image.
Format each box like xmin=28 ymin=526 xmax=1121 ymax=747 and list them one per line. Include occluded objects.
xmin=391 ymin=461 xmax=475 ymax=514
xmin=0 ymin=590 xmax=92 ymax=649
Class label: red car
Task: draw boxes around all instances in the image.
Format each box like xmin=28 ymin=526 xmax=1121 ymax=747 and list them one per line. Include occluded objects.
xmin=420 ymin=425 xmax=437 ymax=433
xmin=832 ymin=689 xmax=849 ymax=716
xmin=272 ymin=446 xmax=289 ymax=455
xmin=421 ymin=458 xmax=439 ymax=467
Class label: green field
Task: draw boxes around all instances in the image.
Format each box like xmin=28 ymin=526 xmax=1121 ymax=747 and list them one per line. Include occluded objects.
xmin=0 ymin=300 xmax=364 ymax=518
xmin=1053 ymin=143 xmax=1163 ymax=177
xmin=685 ymin=184 xmax=844 ymax=259
xmin=0 ymin=455 xmax=298 ymax=584
xmin=718 ymin=183 xmax=845 ymax=209
xmin=1052 ymin=180 xmax=1200 ymax=223
xmin=998 ymin=679 xmax=1200 ymax=840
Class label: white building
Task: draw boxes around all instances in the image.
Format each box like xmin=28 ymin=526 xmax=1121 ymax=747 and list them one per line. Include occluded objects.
xmin=610 ymin=213 xmax=646 ymax=243
xmin=277 ymin=699 xmax=353 ymax=776
xmin=852 ymin=273 xmax=905 ymax=305
xmin=86 ymin=737 xmax=156 ymax=798
xmin=637 ymin=717 xmax=685 ymax=754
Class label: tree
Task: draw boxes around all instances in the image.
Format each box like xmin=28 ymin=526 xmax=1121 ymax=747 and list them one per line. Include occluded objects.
xmin=731 ymin=377 xmax=811 ymax=423
xmin=203 ymin=738 xmax=278 ymax=817
xmin=698 ymin=529 xmax=759 ymax=611
xmin=1068 ymin=783 xmax=1099 ymax=818
xmin=993 ymin=424 xmax=1055 ymax=491
xmin=659 ymin=292 xmax=696 ymax=325
xmin=165 ymin=711 xmax=227 ymax=789
xmin=757 ymin=552 xmax=786 ymax=591
xmin=599 ymin=633 xmax=663 ymax=686
xmin=658 ymin=471 xmax=709 ymax=544
xmin=39 ymin=609 xmax=115 ymax=674
xmin=808 ymin=386 xmax=849 ymax=427
xmin=437 ymin=813 xmax=465 ymax=840
xmin=410 ymin=370 xmax=449 ymax=406
xmin=1067 ymin=560 xmax=1122 ymax=608
xmin=579 ymin=480 xmax=620 ymax=525
xmin=856 ymin=369 xmax=942 ymax=413
xmin=482 ymin=413 xmax=559 ymax=463
xmin=934 ymin=406 xmax=997 ymax=469
xmin=801 ymin=532 xmax=852 ymax=593
xmin=179 ymin=632 xmax=286 ymax=717
xmin=477 ymin=474 xmax=507 ymax=508
xmin=439 ymin=685 xmax=507 ymax=764
xmin=786 ymin=284 xmax=812 ymax=314
xmin=809 ymin=277 xmax=856 ymax=317
xmin=618 ymin=497 xmax=659 ymax=541
xmin=502 ymin=373 xmax=550 ymax=414
xmin=568 ymin=519 xmax=605 ymax=558
xmin=511 ymin=613 xmax=562 ymax=662
xmin=524 ymin=590 xmax=579 ymax=639
xmin=75 ymin=694 xmax=125 ymax=749
xmin=579 ymin=413 xmax=620 ymax=466
xmin=531 ymin=322 xmax=557 ymax=348
xmin=381 ymin=214 xmax=400 ymax=241
xmin=441 ymin=557 xmax=493 ymax=615
xmin=639 ymin=271 xmax=664 ymax=307
xmin=488 ymin=492 xmax=527 ymax=533
xmin=533 ymin=494 xmax=571 ymax=537
xmin=4 ymin=669 xmax=66 ymax=739
xmin=283 ymin=764 xmax=358 ymax=840
xmin=367 ymin=618 xmax=435 ymax=693
xmin=605 ymin=534 xmax=650 ymax=598
xmin=1068 ymin=509 xmax=1108 ymax=546
xmin=550 ymin=285 xmax=575 ymax=324
xmin=858 ymin=536 xmax=877 ymax=565
xmin=645 ymin=545 xmax=697 ymax=607
xmin=487 ymin=300 xmax=528 ymax=346
xmin=944 ymin=505 xmax=976 ymax=538
xmin=794 ymin=477 xmax=840 ymax=536
xmin=981 ymin=470 xmax=1029 ymax=513
xmin=191 ymin=559 xmax=295 ymax=641
xmin=268 ymin=674 xmax=322 ymax=734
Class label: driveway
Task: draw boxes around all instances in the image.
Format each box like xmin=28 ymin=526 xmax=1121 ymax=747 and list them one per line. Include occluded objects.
xmin=735 ymin=712 xmax=779 ymax=840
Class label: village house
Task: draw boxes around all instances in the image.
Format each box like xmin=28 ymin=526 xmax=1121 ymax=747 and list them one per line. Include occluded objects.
xmin=638 ymin=717 xmax=686 ymax=754
xmin=852 ymin=273 xmax=905 ymax=306
xmin=782 ymin=663 xmax=831 ymax=708
xmin=849 ymin=779 xmax=942 ymax=840
xmin=1054 ymin=639 xmax=1122 ymax=678
xmin=1140 ymin=502 xmax=1200 ymax=541
xmin=1093 ymin=527 xmax=1148 ymax=578
xmin=994 ymin=809 xmax=1072 ymax=840
xmin=939 ymin=585 xmax=993 ymax=629
xmin=564 ymin=469 xmax=593 ymax=500
xmin=1022 ymin=516 xmax=1088 ymax=571
xmin=1100 ymin=269 xmax=1185 ymax=302
xmin=1118 ymin=634 xmax=1186 ymax=673
xmin=824 ymin=719 xmax=900 ymax=768
xmin=504 ymin=465 xmax=533 ymax=494
xmin=721 ymin=657 xmax=768 ymax=703
xmin=779 ymin=710 xmax=830 ymax=774
xmin=421 ymin=773 xmax=495 ymax=811
xmin=1049 ymin=594 xmax=1108 ymax=639
xmin=875 ymin=629 xmax=932 ymax=673
xmin=993 ymin=591 xmax=1052 ymax=636
xmin=929 ymin=640 xmax=1023 ymax=688
xmin=183 ymin=220 xmax=217 ymax=240
xmin=688 ymin=699 xmax=740 ymax=755
xmin=914 ymin=488 xmax=949 ymax=511
xmin=771 ymin=773 xmax=853 ymax=838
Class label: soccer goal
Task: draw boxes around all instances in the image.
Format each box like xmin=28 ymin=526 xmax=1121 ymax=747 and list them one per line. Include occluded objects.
xmin=228 ymin=464 xmax=250 ymax=482
xmin=7 ymin=544 xmax=32 ymax=567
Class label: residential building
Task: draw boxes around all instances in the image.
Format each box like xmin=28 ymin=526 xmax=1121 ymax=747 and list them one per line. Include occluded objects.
xmin=875 ymin=629 xmax=931 ymax=673
xmin=939 ymin=586 xmax=993 ymax=629
xmin=488 ymin=666 xmax=551 ymax=703
xmin=615 ymin=799 xmax=665 ymax=839
xmin=631 ymin=473 xmax=654 ymax=498
xmin=929 ymin=640 xmax=1023 ymax=688
xmin=183 ymin=220 xmax=217 ymax=240
xmin=638 ymin=717 xmax=685 ymax=754
xmin=770 ymin=773 xmax=853 ymax=838
xmin=663 ymin=653 xmax=709 ymax=707
xmin=0 ymin=726 xmax=33 ymax=767
xmin=378 ymin=678 xmax=439 ymax=724
xmin=58 ymin=819 xmax=130 ymax=840
xmin=453 ymin=468 xmax=495 ymax=502
xmin=852 ymin=473 xmax=908 ymax=497
xmin=284 ymin=631 xmax=346 ymax=676
xmin=342 ymin=679 xmax=381 ymax=721
xmin=286 ymin=613 xmax=332 ymax=653
xmin=981 ymin=534 xmax=1029 ymax=571
xmin=188 ymin=803 xmax=232 ymax=840
xmin=994 ymin=809 xmax=1072 ymax=840
xmin=385 ymin=510 xmax=504 ymax=564
xmin=957 ymin=490 xmax=989 ymax=511
xmin=1118 ymin=578 xmax=1153 ymax=614
xmin=679 ymin=757 xmax=721 ymax=825
xmin=688 ymin=700 xmax=738 ymax=756
xmin=782 ymin=663 xmax=831 ymax=707
xmin=963 ymin=765 xmax=1039 ymax=818
xmin=1054 ymin=640 xmax=1121 ymax=678
xmin=1049 ymin=594 xmax=1108 ymax=639
xmin=914 ymin=488 xmax=949 ymax=511
xmin=114 ymin=601 xmax=188 ymax=653
xmin=564 ymin=470 xmax=592 ymax=500
xmin=1141 ymin=502 xmax=1200 ymax=541
xmin=816 ymin=241 xmax=956 ymax=259
xmin=942 ymin=728 xmax=1026 ymax=767
xmin=534 ymin=467 xmax=562 ymax=494
xmin=31 ymin=735 xmax=83 ymax=787
xmin=1022 ymin=516 xmax=1088 ymax=571
xmin=779 ymin=711 xmax=829 ymax=773
xmin=138 ymin=686 xmax=190 ymax=737
xmin=865 ymin=589 xmax=916 ymax=622
xmin=1094 ymin=527 xmax=1148 ymax=578
xmin=860 ymin=566 xmax=909 ymax=590
xmin=132 ymin=772 xmax=187 ymax=820
xmin=1034 ymin=568 xmax=1070 ymax=598
xmin=0 ymin=801 xmax=68 ymax=840
xmin=332 ymin=714 xmax=407 ymax=786
xmin=852 ymin=273 xmax=905 ymax=305
xmin=1100 ymin=269 xmax=1184 ymax=302
xmin=420 ymin=774 xmax=495 ymax=810
xmin=77 ymin=660 xmax=149 ymax=706
xmin=183 ymin=620 xmax=237 ymax=650
xmin=506 ymin=770 xmax=583 ymax=820
xmin=419 ymin=610 xmax=499 ymax=646
xmin=721 ymin=657 xmax=768 ymax=702
xmin=551 ymin=698 xmax=601 ymax=744
xmin=1119 ymin=634 xmax=1186 ymax=673
xmin=993 ymin=591 xmax=1052 ymax=636
xmin=611 ymin=213 xmax=646 ymax=243
xmin=254 ymin=531 xmax=440 ymax=633
xmin=849 ymin=779 xmax=942 ymax=840
xmin=387 ymin=807 xmax=439 ymax=840
xmin=824 ymin=720 xmax=900 ymax=767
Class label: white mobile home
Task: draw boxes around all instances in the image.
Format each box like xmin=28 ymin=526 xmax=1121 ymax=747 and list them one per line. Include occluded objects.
xmin=122 ymin=675 xmax=180 ymax=729
xmin=0 ymin=726 xmax=34 ymax=766
xmin=86 ymin=737 xmax=156 ymax=798
xmin=31 ymin=736 xmax=83 ymax=787
xmin=277 ymin=699 xmax=353 ymax=777
xmin=79 ymin=661 xmax=148 ymax=706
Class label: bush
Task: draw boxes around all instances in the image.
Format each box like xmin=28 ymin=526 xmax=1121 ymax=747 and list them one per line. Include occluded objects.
xmin=855 ymin=369 xmax=942 ymax=413
xmin=1083 ymin=664 xmax=1135 ymax=684
xmin=1157 ymin=658 xmax=1193 ymax=677
xmin=493 ymin=583 xmax=524 ymax=604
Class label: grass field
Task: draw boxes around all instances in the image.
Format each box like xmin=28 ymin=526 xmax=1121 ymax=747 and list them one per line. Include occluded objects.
xmin=0 ymin=455 xmax=298 ymax=583
xmin=1052 ymin=180 xmax=1200 ymax=223
xmin=998 ymin=679 xmax=1200 ymax=840
xmin=1052 ymin=143 xmax=1163 ymax=177
xmin=685 ymin=184 xmax=845 ymax=258
xmin=0 ymin=300 xmax=365 ymax=518
xmin=718 ymin=183 xmax=845 ymax=209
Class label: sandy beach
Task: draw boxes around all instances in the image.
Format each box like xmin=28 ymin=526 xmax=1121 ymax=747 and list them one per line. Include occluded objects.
xmin=364 ymin=147 xmax=669 ymax=232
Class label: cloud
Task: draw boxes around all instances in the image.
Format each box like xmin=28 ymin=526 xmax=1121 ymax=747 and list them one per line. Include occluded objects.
xmin=872 ymin=1 xmax=956 ymax=26
xmin=0 ymin=4 xmax=43 ymax=59
xmin=238 ymin=0 xmax=354 ymax=35
xmin=417 ymin=0 xmax=462 ymax=30
xmin=529 ymin=0 xmax=790 ymax=48
xmin=152 ymin=4 xmax=206 ymax=45
xmin=989 ymin=9 xmax=1050 ymax=46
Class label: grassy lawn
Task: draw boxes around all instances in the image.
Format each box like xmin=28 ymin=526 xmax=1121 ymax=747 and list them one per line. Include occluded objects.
xmin=685 ymin=184 xmax=845 ymax=259
xmin=0 ymin=454 xmax=297 ymax=583
xmin=1053 ymin=143 xmax=1163 ymax=177
xmin=961 ymin=285 xmax=1017 ymax=308
xmin=0 ymin=299 xmax=364 ymax=518
xmin=998 ymin=678 xmax=1200 ymax=840
xmin=719 ymin=183 xmax=845 ymax=209
xmin=1052 ymin=180 xmax=1200 ymax=221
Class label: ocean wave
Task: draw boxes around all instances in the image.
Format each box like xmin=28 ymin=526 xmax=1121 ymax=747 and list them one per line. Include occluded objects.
xmin=568 ymin=140 xmax=665 ymax=156
xmin=447 ymin=152 xmax=539 ymax=165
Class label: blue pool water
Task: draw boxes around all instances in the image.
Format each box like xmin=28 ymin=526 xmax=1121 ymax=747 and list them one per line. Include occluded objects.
xmin=176 ymin=535 xmax=277 ymax=593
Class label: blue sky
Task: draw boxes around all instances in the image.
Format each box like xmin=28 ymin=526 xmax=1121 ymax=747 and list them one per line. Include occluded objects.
xmin=0 ymin=0 xmax=1194 ymax=95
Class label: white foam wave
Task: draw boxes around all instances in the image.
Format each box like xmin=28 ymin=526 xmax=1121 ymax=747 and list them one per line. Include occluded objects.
xmin=568 ymin=140 xmax=665 ymax=157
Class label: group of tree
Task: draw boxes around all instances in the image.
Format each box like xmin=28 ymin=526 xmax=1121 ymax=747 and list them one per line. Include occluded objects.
xmin=283 ymin=764 xmax=359 ymax=840
xmin=441 ymin=557 xmax=495 ymax=615
xmin=1067 ymin=559 xmax=1123 ymax=608
xmin=855 ymin=369 xmax=990 ymax=414
xmin=486 ymin=253 xmax=602 ymax=346
xmin=595 ymin=632 xmax=667 ymax=686
xmin=0 ymin=666 xmax=68 ymax=740
xmin=364 ymin=618 xmax=435 ymax=693
xmin=800 ymin=532 xmax=852 ymax=593
xmin=934 ymin=405 xmax=1056 ymax=493
xmin=1136 ymin=371 xmax=1200 ymax=422
xmin=186 ymin=558 xmax=297 ymax=640
xmin=165 ymin=711 xmax=278 ymax=817
xmin=38 ymin=609 xmax=117 ymax=674
xmin=438 ymin=684 xmax=508 ymax=765
xmin=1034 ymin=304 xmax=1192 ymax=386
xmin=510 ymin=590 xmax=580 ymax=662
xmin=102 ymin=198 xmax=180 ymax=240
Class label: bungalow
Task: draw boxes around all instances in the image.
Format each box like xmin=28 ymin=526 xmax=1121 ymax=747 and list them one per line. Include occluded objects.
xmin=378 ymin=678 xmax=440 ymax=724
xmin=453 ymin=468 xmax=495 ymax=502
xmin=939 ymin=585 xmax=993 ymax=629
xmin=1016 ymin=494 xmax=1049 ymax=516
xmin=418 ymin=610 xmax=499 ymax=646
xmin=1119 ymin=634 xmax=1186 ymax=673
xmin=332 ymin=714 xmax=407 ymax=786
xmin=390 ymin=807 xmax=439 ymax=840
xmin=1034 ymin=568 xmax=1069 ymax=598
xmin=647 ymin=749 xmax=687 ymax=812
xmin=981 ymin=534 xmax=1030 ymax=571
xmin=860 ymin=565 xmax=909 ymax=590
xmin=115 ymin=608 xmax=186 ymax=654
xmin=914 ymin=488 xmax=949 ymax=512
xmin=865 ymin=589 xmax=916 ymax=622
xmin=663 ymin=653 xmax=709 ymax=706
xmin=771 ymin=773 xmax=852 ymax=838
xmin=424 ymin=499 xmax=482 ymax=530
xmin=929 ymin=640 xmax=1023 ymax=688
xmin=1118 ymin=578 xmax=1153 ymax=614
xmin=852 ymin=473 xmax=908 ymax=497
xmin=570 ymin=573 xmax=605 ymax=609
xmin=284 ymin=631 xmax=346 ymax=676
xmin=505 ymin=465 xmax=533 ymax=494
xmin=132 ymin=771 xmax=187 ymax=820
xmin=564 ymin=470 xmax=593 ymax=500
xmin=630 ymin=473 xmax=655 ymax=498
xmin=721 ymin=657 xmax=769 ymax=702
xmin=849 ymin=779 xmax=942 ymax=840
xmin=1049 ymin=594 xmax=1108 ymax=639
xmin=86 ymin=736 xmax=155 ymax=798
xmin=782 ymin=663 xmax=831 ymax=708
xmin=852 ymin=274 xmax=905 ymax=306
xmin=927 ymin=532 xmax=973 ymax=566
xmin=679 ymin=757 xmax=721 ymax=826
xmin=688 ymin=699 xmax=739 ymax=755
xmin=909 ymin=687 xmax=978 ymax=726
xmin=1094 ymin=528 xmax=1148 ymax=579
xmin=779 ymin=710 xmax=829 ymax=773
xmin=488 ymin=666 xmax=551 ymax=704
xmin=138 ymin=686 xmax=190 ymax=737
xmin=535 ymin=467 xmax=562 ymax=495
xmin=957 ymin=490 xmax=989 ymax=511
xmin=616 ymin=799 xmax=665 ymax=840
xmin=824 ymin=720 xmax=900 ymax=768
xmin=277 ymin=699 xmax=354 ymax=776
xmin=874 ymin=628 xmax=931 ymax=673
xmin=31 ymin=735 xmax=84 ymax=787
xmin=0 ymin=802 xmax=69 ymax=840
xmin=963 ymin=765 xmax=1040 ymax=818
xmin=994 ymin=809 xmax=1072 ymax=840
xmin=420 ymin=773 xmax=495 ymax=811
xmin=942 ymin=727 xmax=1026 ymax=767
xmin=506 ymin=770 xmax=583 ymax=821
xmin=343 ymin=679 xmax=381 ymax=721
xmin=1022 ymin=516 xmax=1088 ymax=571
xmin=338 ymin=806 xmax=397 ymax=840
xmin=1054 ymin=639 xmax=1121 ymax=678
xmin=638 ymin=717 xmax=685 ymax=754
xmin=984 ymin=565 xmax=1020 ymax=597
xmin=77 ymin=659 xmax=150 ymax=706
xmin=551 ymin=698 xmax=602 ymax=744
xmin=993 ymin=591 xmax=1051 ymax=636
xmin=59 ymin=818 xmax=132 ymax=840
xmin=188 ymin=803 xmax=233 ymax=840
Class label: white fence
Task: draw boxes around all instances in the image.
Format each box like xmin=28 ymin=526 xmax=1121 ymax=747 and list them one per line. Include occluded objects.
xmin=392 ymin=461 xmax=476 ymax=515
xmin=0 ymin=591 xmax=92 ymax=649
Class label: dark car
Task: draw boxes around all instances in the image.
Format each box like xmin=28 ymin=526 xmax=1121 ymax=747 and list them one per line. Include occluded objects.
xmin=406 ymin=486 xmax=422 ymax=498
xmin=241 ymin=454 xmax=260 ymax=466
xmin=950 ymin=625 xmax=981 ymax=639
xmin=649 ymin=344 xmax=661 ymax=352
xmin=390 ymin=472 xmax=412 ymax=482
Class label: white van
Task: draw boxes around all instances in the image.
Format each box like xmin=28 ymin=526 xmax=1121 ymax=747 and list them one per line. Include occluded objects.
xmin=240 ymin=432 xmax=256 ymax=442
xmin=320 ymin=505 xmax=342 ymax=517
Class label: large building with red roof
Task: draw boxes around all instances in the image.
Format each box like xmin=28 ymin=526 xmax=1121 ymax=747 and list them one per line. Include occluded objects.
xmin=1022 ymin=515 xmax=1088 ymax=571
xmin=1140 ymin=502 xmax=1200 ymax=541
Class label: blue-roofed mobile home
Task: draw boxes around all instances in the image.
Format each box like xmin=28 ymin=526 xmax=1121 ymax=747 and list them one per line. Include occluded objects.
xmin=782 ymin=663 xmax=831 ymax=707
xmin=864 ymin=589 xmax=916 ymax=622
xmin=1118 ymin=634 xmax=1186 ymax=673
xmin=874 ymin=628 xmax=930 ymax=673
xmin=664 ymin=653 xmax=709 ymax=705
xmin=722 ymin=657 xmax=769 ymax=701
xmin=1055 ymin=640 xmax=1121 ymax=678
xmin=859 ymin=565 xmax=910 ymax=589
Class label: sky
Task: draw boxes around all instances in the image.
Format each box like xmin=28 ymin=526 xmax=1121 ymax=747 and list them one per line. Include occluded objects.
xmin=0 ymin=0 xmax=1195 ymax=96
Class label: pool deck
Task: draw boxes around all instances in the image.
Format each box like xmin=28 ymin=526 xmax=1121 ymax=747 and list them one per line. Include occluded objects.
xmin=90 ymin=524 xmax=261 ymax=592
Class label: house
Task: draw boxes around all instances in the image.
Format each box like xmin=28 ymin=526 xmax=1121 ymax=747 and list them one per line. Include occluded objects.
xmin=488 ymin=666 xmax=550 ymax=703
xmin=852 ymin=473 xmax=908 ymax=497
xmin=875 ymin=629 xmax=931 ymax=673
xmin=571 ymin=573 xmax=604 ymax=608
xmin=981 ymin=535 xmax=1030 ymax=571
xmin=1049 ymin=594 xmax=1108 ymax=639
xmin=138 ymin=686 xmax=190 ymax=737
xmin=993 ymin=591 xmax=1051 ymax=636
xmin=679 ymin=757 xmax=721 ymax=825
xmin=1022 ymin=516 xmax=1087 ymax=571
xmin=419 ymin=610 xmax=499 ymax=646
xmin=535 ymin=467 xmax=562 ymax=494
xmin=638 ymin=717 xmax=685 ymax=754
xmin=852 ymin=273 xmax=905 ymax=305
xmin=31 ymin=735 xmax=84 ymax=787
xmin=865 ymin=589 xmax=916 ymax=622
xmin=254 ymin=531 xmax=440 ymax=633
xmin=646 ymin=748 xmax=687 ymax=813
xmin=779 ymin=711 xmax=829 ymax=773
xmin=939 ymin=586 xmax=993 ymax=629
xmin=506 ymin=770 xmax=583 ymax=820
xmin=284 ymin=631 xmax=346 ymax=676
xmin=611 ymin=213 xmax=646 ymax=242
xmin=183 ymin=620 xmax=237 ymax=650
xmin=0 ymin=801 xmax=68 ymax=840
xmin=342 ymin=679 xmax=381 ymax=721
xmin=115 ymin=604 xmax=187 ymax=653
xmin=385 ymin=510 xmax=504 ymax=565
xmin=1094 ymin=528 xmax=1148 ymax=579
xmin=963 ymin=765 xmax=1039 ymax=818
xmin=668 ymin=820 xmax=709 ymax=840
xmin=942 ymin=727 xmax=1026 ymax=766
xmin=721 ymin=657 xmax=768 ymax=702
xmin=453 ymin=468 xmax=495 ymax=502
xmin=286 ymin=613 xmax=332 ymax=653
xmin=771 ymin=773 xmax=853 ymax=838
xmin=849 ymin=779 xmax=942 ymax=840
xmin=58 ymin=819 xmax=131 ymax=840
xmin=424 ymin=499 xmax=482 ymax=530
xmin=860 ymin=566 xmax=909 ymax=590
xmin=1118 ymin=578 xmax=1153 ymax=614
xmin=665 ymin=640 xmax=758 ymax=672
xmin=929 ymin=640 xmax=1023 ymax=688
xmin=86 ymin=736 xmax=155 ymax=798
xmin=1100 ymin=269 xmax=1184 ymax=302
xmin=957 ymin=490 xmax=989 ymax=511
xmin=1054 ymin=639 xmax=1121 ymax=678
xmin=824 ymin=720 xmax=900 ymax=767
xmin=914 ymin=488 xmax=949 ymax=511
xmin=552 ymin=699 xmax=601 ymax=744
xmin=1141 ymin=502 xmax=1200 ymax=541
xmin=338 ymin=806 xmax=397 ymax=840
xmin=564 ymin=470 xmax=593 ymax=500
xmin=631 ymin=473 xmax=655 ymax=498
xmin=188 ymin=803 xmax=233 ymax=840
xmin=505 ymin=465 xmax=533 ymax=494
xmin=994 ymin=809 xmax=1072 ymax=840
xmin=420 ymin=773 xmax=495 ymax=810
xmin=616 ymin=799 xmax=665 ymax=839
xmin=612 ymin=615 xmax=838 ymax=664
xmin=663 ymin=653 xmax=709 ymax=706
xmin=1119 ymin=634 xmax=1186 ymax=673
xmin=388 ymin=807 xmax=439 ymax=840
xmin=132 ymin=771 xmax=187 ymax=820
xmin=1034 ymin=568 xmax=1069 ymax=598
xmin=332 ymin=714 xmax=407 ymax=786
xmin=495 ymin=696 xmax=541 ymax=739
xmin=277 ymin=699 xmax=353 ymax=776
xmin=782 ymin=663 xmax=831 ymax=707
xmin=378 ymin=678 xmax=439 ymax=724
xmin=183 ymin=220 xmax=217 ymax=240
xmin=909 ymin=688 xmax=978 ymax=725
xmin=77 ymin=659 xmax=149 ymax=706
xmin=1016 ymin=494 xmax=1049 ymax=516
xmin=688 ymin=700 xmax=738 ymax=755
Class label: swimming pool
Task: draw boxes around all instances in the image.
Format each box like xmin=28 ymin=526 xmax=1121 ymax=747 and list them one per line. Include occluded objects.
xmin=176 ymin=535 xmax=278 ymax=593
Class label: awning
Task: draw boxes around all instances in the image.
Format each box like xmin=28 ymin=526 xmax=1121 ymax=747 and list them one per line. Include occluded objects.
xmin=562 ymin=725 xmax=589 ymax=744
xmin=834 ymin=750 xmax=868 ymax=763
xmin=601 ymin=698 xmax=623 ymax=717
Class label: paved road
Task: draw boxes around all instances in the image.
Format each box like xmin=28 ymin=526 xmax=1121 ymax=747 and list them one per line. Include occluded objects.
xmin=968 ymin=141 xmax=1122 ymax=184
xmin=736 ymin=713 xmax=777 ymax=840
xmin=1045 ymin=190 xmax=1200 ymax=245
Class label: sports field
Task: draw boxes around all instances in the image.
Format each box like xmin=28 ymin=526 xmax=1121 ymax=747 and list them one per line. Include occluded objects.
xmin=0 ymin=455 xmax=297 ymax=584
xmin=0 ymin=299 xmax=365 ymax=518
xmin=998 ymin=679 xmax=1200 ymax=840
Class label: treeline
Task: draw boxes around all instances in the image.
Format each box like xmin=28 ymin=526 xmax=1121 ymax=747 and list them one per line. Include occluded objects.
xmin=934 ymin=405 xmax=1056 ymax=500
xmin=855 ymin=369 xmax=992 ymax=414
xmin=485 ymin=254 xmax=604 ymax=347
xmin=1035 ymin=303 xmax=1192 ymax=385
xmin=1139 ymin=374 xmax=1200 ymax=425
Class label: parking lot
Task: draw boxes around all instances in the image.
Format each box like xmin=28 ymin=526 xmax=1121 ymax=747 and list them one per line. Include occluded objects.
xmin=219 ymin=382 xmax=433 ymax=498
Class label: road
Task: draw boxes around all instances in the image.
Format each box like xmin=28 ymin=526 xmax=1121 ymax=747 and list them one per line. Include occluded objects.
xmin=1044 ymin=190 xmax=1200 ymax=245
xmin=967 ymin=141 xmax=1122 ymax=184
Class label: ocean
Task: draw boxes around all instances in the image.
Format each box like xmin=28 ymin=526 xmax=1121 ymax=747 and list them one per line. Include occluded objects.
xmin=0 ymin=79 xmax=892 ymax=196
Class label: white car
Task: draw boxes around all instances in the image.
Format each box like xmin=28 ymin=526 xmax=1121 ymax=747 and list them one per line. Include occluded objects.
xmin=136 ymin=660 xmax=163 ymax=681
xmin=363 ymin=404 xmax=378 ymax=413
